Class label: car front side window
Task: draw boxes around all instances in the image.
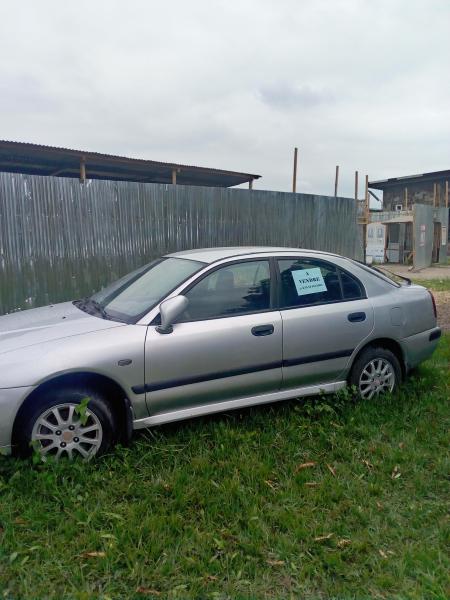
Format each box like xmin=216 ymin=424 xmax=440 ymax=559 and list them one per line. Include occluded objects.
xmin=178 ymin=260 xmax=271 ymax=321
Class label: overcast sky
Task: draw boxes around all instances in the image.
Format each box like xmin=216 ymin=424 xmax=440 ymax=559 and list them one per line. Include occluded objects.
xmin=1 ymin=0 xmax=449 ymax=198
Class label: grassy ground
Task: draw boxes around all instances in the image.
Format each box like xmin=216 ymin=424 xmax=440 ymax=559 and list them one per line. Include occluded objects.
xmin=0 ymin=338 xmax=449 ymax=600
xmin=410 ymin=279 xmax=450 ymax=292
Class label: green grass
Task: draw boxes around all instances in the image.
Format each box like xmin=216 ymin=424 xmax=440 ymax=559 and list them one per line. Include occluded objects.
xmin=410 ymin=278 xmax=450 ymax=292
xmin=1 ymin=338 xmax=449 ymax=600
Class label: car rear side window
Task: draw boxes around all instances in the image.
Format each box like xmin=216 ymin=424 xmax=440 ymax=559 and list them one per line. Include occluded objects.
xmin=178 ymin=260 xmax=271 ymax=321
xmin=277 ymin=258 xmax=364 ymax=308
xmin=339 ymin=268 xmax=364 ymax=300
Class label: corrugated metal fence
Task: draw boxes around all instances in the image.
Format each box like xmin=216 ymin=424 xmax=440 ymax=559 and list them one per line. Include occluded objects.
xmin=0 ymin=172 xmax=362 ymax=315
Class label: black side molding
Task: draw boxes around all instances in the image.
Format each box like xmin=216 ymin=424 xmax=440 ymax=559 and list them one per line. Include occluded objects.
xmin=429 ymin=329 xmax=441 ymax=342
xmin=283 ymin=348 xmax=354 ymax=368
xmin=132 ymin=360 xmax=283 ymax=394
xmin=131 ymin=348 xmax=355 ymax=395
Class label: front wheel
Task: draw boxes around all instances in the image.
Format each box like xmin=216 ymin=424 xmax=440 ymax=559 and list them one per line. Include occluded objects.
xmin=14 ymin=388 xmax=116 ymax=460
xmin=349 ymin=347 xmax=402 ymax=399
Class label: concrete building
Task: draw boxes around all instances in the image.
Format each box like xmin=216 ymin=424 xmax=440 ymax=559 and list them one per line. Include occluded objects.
xmin=368 ymin=170 xmax=449 ymax=268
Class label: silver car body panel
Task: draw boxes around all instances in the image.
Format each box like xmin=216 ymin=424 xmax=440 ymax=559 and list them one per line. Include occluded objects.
xmin=280 ymin=299 xmax=374 ymax=388
xmin=143 ymin=311 xmax=283 ymax=416
xmin=0 ymin=247 xmax=441 ymax=454
xmin=0 ymin=386 xmax=35 ymax=454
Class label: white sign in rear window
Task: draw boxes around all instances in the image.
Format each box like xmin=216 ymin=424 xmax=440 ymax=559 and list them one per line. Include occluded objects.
xmin=291 ymin=268 xmax=327 ymax=296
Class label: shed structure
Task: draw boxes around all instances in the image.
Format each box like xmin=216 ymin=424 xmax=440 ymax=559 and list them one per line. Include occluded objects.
xmin=368 ymin=170 xmax=449 ymax=268
xmin=0 ymin=140 xmax=260 ymax=188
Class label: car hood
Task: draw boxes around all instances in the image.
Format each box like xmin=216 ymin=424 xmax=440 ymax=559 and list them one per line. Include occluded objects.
xmin=0 ymin=301 xmax=124 ymax=356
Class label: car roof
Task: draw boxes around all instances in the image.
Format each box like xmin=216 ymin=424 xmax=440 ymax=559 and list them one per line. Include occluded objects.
xmin=165 ymin=246 xmax=342 ymax=264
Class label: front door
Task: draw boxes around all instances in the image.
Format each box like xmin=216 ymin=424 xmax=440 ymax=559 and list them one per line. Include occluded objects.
xmin=277 ymin=257 xmax=374 ymax=388
xmin=432 ymin=223 xmax=441 ymax=263
xmin=144 ymin=259 xmax=282 ymax=417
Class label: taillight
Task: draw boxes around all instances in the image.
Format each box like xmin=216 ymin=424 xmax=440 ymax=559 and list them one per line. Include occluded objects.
xmin=428 ymin=290 xmax=437 ymax=319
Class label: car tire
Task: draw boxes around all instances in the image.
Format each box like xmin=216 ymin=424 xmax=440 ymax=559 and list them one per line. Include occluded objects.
xmin=13 ymin=387 xmax=116 ymax=460
xmin=349 ymin=346 xmax=402 ymax=399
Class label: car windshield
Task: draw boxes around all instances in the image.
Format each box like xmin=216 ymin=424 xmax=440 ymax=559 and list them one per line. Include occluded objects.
xmin=78 ymin=257 xmax=204 ymax=322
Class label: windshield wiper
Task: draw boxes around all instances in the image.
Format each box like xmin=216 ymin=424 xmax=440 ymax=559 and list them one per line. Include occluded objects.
xmin=89 ymin=299 xmax=111 ymax=319
xmin=74 ymin=298 xmax=112 ymax=320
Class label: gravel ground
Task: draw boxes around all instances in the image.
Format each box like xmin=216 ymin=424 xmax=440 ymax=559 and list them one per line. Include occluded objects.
xmin=435 ymin=291 xmax=450 ymax=331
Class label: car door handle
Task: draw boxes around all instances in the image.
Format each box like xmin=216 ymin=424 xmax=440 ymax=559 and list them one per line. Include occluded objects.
xmin=348 ymin=312 xmax=366 ymax=323
xmin=251 ymin=324 xmax=274 ymax=336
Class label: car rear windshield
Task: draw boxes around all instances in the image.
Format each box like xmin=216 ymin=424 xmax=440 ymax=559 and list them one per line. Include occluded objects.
xmin=88 ymin=257 xmax=204 ymax=322
xmin=350 ymin=261 xmax=409 ymax=287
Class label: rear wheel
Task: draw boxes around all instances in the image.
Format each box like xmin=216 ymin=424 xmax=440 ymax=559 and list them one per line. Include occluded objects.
xmin=349 ymin=346 xmax=402 ymax=399
xmin=14 ymin=387 xmax=116 ymax=460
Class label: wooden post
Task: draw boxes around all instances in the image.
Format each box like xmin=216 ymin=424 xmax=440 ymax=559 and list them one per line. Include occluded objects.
xmin=363 ymin=175 xmax=369 ymax=262
xmin=292 ymin=147 xmax=298 ymax=193
xmin=446 ymin=180 xmax=449 ymax=208
xmin=79 ymin=158 xmax=86 ymax=183
xmin=404 ymin=187 xmax=408 ymax=211
xmin=249 ymin=179 xmax=253 ymax=190
xmin=354 ymin=170 xmax=359 ymax=201
xmin=365 ymin=175 xmax=370 ymax=218
xmin=433 ymin=183 xmax=437 ymax=207
xmin=334 ymin=165 xmax=339 ymax=197
xmin=172 ymin=168 xmax=177 ymax=185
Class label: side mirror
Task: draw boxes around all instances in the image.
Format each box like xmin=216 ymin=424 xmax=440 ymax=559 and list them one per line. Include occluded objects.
xmin=156 ymin=295 xmax=189 ymax=334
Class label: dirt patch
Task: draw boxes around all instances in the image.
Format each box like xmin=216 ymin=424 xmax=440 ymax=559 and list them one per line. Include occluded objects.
xmin=383 ymin=264 xmax=450 ymax=280
xmin=434 ymin=291 xmax=450 ymax=331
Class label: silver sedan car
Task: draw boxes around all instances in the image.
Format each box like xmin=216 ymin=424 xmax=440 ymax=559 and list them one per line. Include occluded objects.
xmin=0 ymin=247 xmax=441 ymax=459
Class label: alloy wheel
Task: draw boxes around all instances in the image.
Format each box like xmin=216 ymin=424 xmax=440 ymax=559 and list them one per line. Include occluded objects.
xmin=358 ymin=358 xmax=395 ymax=399
xmin=31 ymin=402 xmax=103 ymax=460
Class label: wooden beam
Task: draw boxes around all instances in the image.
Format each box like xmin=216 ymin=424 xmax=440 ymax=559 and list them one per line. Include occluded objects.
xmin=79 ymin=158 xmax=86 ymax=183
xmin=172 ymin=168 xmax=177 ymax=185
xmin=404 ymin=187 xmax=408 ymax=211
xmin=365 ymin=175 xmax=369 ymax=215
xmin=292 ymin=147 xmax=298 ymax=193
xmin=433 ymin=182 xmax=437 ymax=207
xmin=354 ymin=170 xmax=358 ymax=201
xmin=249 ymin=179 xmax=253 ymax=190
xmin=334 ymin=165 xmax=339 ymax=197
xmin=369 ymin=189 xmax=382 ymax=203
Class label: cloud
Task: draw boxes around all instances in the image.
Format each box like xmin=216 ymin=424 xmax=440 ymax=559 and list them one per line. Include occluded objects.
xmin=0 ymin=0 xmax=448 ymax=196
xmin=258 ymin=83 xmax=334 ymax=110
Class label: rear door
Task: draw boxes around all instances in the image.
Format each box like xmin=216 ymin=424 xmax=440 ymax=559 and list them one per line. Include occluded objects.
xmin=144 ymin=259 xmax=283 ymax=417
xmin=277 ymin=257 xmax=374 ymax=388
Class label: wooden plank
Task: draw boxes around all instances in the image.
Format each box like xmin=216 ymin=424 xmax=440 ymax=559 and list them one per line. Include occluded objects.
xmin=292 ymin=147 xmax=298 ymax=193
xmin=79 ymin=158 xmax=86 ymax=183
xmin=334 ymin=165 xmax=339 ymax=197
